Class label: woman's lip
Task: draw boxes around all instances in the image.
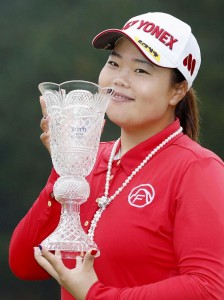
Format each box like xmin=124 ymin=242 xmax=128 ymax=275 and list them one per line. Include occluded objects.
xmin=111 ymin=92 xmax=134 ymax=102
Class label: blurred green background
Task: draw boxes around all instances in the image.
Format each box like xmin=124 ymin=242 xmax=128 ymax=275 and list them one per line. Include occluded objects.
xmin=1 ymin=0 xmax=223 ymax=299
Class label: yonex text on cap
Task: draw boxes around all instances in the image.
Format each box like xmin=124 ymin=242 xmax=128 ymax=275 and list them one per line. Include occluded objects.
xmin=92 ymin=12 xmax=201 ymax=89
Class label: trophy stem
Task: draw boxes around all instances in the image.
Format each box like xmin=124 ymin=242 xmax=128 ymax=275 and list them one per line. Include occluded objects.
xmin=42 ymin=200 xmax=99 ymax=259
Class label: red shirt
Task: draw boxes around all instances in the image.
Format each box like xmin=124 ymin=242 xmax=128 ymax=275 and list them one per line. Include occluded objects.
xmin=9 ymin=120 xmax=224 ymax=299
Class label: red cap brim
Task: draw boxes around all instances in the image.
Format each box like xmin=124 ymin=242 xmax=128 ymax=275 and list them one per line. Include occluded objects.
xmin=92 ymin=29 xmax=129 ymax=49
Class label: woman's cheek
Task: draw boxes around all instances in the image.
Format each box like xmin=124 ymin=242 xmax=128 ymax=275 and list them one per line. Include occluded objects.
xmin=98 ymin=67 xmax=106 ymax=86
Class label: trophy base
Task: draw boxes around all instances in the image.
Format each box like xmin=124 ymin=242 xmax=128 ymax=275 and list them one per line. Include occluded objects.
xmin=41 ymin=203 xmax=100 ymax=259
xmin=41 ymin=236 xmax=100 ymax=259
xmin=42 ymin=234 xmax=100 ymax=259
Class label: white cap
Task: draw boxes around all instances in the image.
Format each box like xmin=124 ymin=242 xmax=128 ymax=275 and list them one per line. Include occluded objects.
xmin=92 ymin=12 xmax=201 ymax=89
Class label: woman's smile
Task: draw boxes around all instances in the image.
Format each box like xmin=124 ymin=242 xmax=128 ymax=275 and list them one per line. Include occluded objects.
xmin=99 ymin=37 xmax=178 ymax=137
xmin=111 ymin=91 xmax=134 ymax=102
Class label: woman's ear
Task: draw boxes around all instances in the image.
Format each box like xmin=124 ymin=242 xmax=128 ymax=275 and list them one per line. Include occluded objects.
xmin=170 ymin=80 xmax=188 ymax=106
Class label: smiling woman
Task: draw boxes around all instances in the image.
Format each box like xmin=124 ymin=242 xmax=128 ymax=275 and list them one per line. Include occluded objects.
xmin=9 ymin=11 xmax=224 ymax=300
xmin=99 ymin=38 xmax=184 ymax=148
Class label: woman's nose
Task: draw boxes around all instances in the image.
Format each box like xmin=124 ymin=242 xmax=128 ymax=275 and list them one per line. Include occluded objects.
xmin=113 ymin=71 xmax=130 ymax=87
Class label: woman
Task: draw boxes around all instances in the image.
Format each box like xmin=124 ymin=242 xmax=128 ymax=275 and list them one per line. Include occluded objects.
xmin=9 ymin=12 xmax=224 ymax=300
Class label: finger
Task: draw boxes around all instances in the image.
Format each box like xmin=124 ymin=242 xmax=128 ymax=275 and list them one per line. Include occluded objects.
xmin=40 ymin=131 xmax=50 ymax=143
xmin=82 ymin=249 xmax=97 ymax=271
xmin=55 ymin=250 xmax=62 ymax=259
xmin=34 ymin=247 xmax=60 ymax=282
xmin=40 ymin=131 xmax=51 ymax=152
xmin=75 ymin=255 xmax=84 ymax=268
xmin=40 ymin=96 xmax=48 ymax=117
xmin=40 ymin=116 xmax=49 ymax=132
xmin=40 ymin=246 xmax=68 ymax=278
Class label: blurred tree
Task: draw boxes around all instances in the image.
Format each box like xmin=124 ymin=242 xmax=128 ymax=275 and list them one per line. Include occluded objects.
xmin=1 ymin=0 xmax=223 ymax=299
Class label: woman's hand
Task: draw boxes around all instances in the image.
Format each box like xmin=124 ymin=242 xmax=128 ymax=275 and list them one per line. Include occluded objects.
xmin=34 ymin=246 xmax=98 ymax=300
xmin=39 ymin=96 xmax=51 ymax=153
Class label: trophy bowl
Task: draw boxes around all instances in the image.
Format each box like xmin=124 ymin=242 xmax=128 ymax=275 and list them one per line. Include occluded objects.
xmin=38 ymin=80 xmax=113 ymax=259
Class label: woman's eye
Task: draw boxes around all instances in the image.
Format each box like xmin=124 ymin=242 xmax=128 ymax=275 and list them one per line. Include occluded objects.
xmin=135 ymin=69 xmax=149 ymax=74
xmin=108 ymin=60 xmax=118 ymax=67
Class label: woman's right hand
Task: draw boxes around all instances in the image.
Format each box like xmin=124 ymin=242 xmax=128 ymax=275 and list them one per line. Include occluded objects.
xmin=40 ymin=96 xmax=51 ymax=153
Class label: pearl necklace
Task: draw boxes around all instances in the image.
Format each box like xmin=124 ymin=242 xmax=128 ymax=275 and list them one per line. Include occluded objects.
xmin=88 ymin=127 xmax=183 ymax=241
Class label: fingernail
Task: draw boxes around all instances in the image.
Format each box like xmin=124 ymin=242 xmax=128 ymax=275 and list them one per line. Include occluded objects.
xmin=38 ymin=244 xmax=42 ymax=251
xmin=107 ymin=88 xmax=112 ymax=94
xmin=91 ymin=249 xmax=97 ymax=256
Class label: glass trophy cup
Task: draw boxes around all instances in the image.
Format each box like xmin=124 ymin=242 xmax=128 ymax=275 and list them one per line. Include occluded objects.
xmin=38 ymin=80 xmax=113 ymax=259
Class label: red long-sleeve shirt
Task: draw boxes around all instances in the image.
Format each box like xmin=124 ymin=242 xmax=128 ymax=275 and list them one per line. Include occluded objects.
xmin=9 ymin=120 xmax=224 ymax=299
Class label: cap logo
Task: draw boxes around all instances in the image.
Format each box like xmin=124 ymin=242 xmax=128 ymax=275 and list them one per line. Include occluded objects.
xmin=122 ymin=19 xmax=178 ymax=50
xmin=183 ymin=54 xmax=196 ymax=76
xmin=134 ymin=36 xmax=160 ymax=62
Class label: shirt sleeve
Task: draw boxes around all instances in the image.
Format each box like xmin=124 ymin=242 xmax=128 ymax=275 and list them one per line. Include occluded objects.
xmin=86 ymin=157 xmax=224 ymax=300
xmin=9 ymin=168 xmax=61 ymax=280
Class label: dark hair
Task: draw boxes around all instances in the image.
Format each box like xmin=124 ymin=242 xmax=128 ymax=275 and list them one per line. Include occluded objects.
xmin=172 ymin=69 xmax=200 ymax=141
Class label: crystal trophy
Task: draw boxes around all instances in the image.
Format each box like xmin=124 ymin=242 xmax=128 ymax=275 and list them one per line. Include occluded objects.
xmin=38 ymin=80 xmax=112 ymax=259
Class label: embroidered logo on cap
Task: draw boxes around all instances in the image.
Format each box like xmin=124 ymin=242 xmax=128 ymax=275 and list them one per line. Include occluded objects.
xmin=134 ymin=36 xmax=160 ymax=61
xmin=122 ymin=19 xmax=178 ymax=50
xmin=128 ymin=184 xmax=155 ymax=208
xmin=183 ymin=54 xmax=196 ymax=75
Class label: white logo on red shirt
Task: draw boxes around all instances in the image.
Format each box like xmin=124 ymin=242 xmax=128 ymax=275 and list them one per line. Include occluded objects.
xmin=128 ymin=184 xmax=155 ymax=208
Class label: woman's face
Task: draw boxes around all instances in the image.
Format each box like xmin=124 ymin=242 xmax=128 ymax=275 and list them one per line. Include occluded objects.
xmin=98 ymin=38 xmax=182 ymax=136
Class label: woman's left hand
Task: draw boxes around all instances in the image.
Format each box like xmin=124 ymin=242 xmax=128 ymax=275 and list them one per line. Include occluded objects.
xmin=34 ymin=246 xmax=98 ymax=300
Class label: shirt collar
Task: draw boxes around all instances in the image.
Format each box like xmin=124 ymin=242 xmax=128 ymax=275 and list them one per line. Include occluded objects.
xmin=93 ymin=119 xmax=182 ymax=176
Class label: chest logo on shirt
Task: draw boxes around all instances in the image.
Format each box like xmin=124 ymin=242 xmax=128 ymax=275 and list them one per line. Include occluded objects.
xmin=128 ymin=184 xmax=155 ymax=208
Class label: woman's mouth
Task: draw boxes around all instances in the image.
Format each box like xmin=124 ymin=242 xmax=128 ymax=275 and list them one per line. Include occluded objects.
xmin=111 ymin=92 xmax=134 ymax=102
